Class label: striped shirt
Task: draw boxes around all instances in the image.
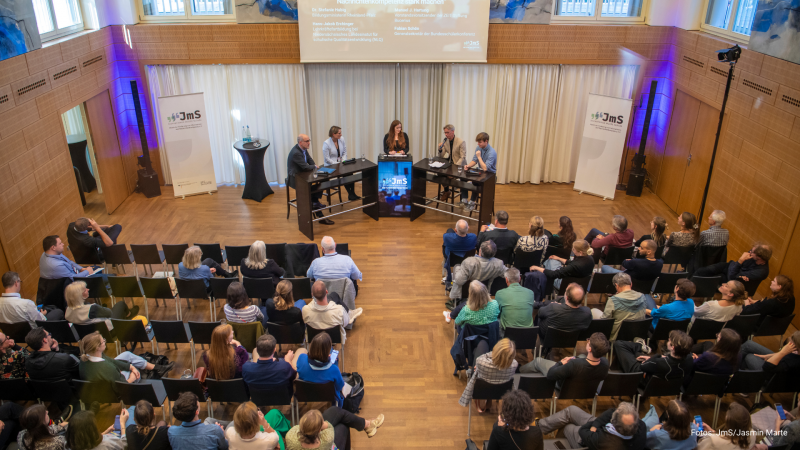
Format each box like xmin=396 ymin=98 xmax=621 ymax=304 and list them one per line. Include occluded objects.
xmin=455 ymin=300 xmax=500 ymax=326
xmin=224 ymin=305 xmax=263 ymax=323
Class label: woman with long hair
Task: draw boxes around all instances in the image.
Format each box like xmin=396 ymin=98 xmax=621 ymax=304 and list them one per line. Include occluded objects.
xmin=452 ymin=281 xmax=500 ymax=328
xmin=125 ymin=400 xmax=169 ymax=450
xmin=322 ymin=126 xmax=359 ymax=200
xmin=664 ymin=212 xmax=699 ymax=256
xmin=697 ymin=403 xmax=758 ymax=449
xmin=635 ymin=216 xmax=667 ymax=256
xmin=239 ymin=240 xmax=284 ymax=285
xmin=223 ymin=282 xmax=267 ymax=328
xmin=266 ymin=280 xmax=304 ymax=325
xmin=486 ymin=390 xmax=543 ymax=450
xmin=644 ymin=400 xmax=697 ymax=450
xmin=459 ymin=338 xmax=519 ymax=413
xmin=383 ymin=120 xmax=409 ymax=155
xmin=201 ymin=324 xmax=248 ymax=380
xmin=78 ymin=331 xmax=170 ymax=383
xmin=548 ymin=216 xmax=576 ymax=251
xmin=515 ymin=216 xmax=549 ymax=265
xmin=224 ymin=402 xmax=279 ymax=450
xmin=178 ymin=246 xmax=236 ymax=288
xmin=694 ymin=280 xmax=747 ymax=322
xmin=742 ymin=274 xmax=796 ymax=325
xmin=18 ymin=404 xmax=66 ymax=450
xmin=295 ymin=332 xmax=348 ymax=407
xmin=65 ymin=281 xmax=138 ymax=325
xmin=66 ymin=409 xmax=127 ymax=450
xmin=691 ymin=328 xmax=742 ymax=377
xmin=285 ymin=407 xmax=384 ymax=450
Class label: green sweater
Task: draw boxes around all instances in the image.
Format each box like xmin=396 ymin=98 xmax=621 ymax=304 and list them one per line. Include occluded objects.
xmin=495 ymin=283 xmax=535 ymax=329
xmin=78 ymin=355 xmax=129 ymax=387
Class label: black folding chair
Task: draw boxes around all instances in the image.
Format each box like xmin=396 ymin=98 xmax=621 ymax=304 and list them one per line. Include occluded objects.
xmin=307 ymin=325 xmax=345 ymax=371
xmin=690 ymin=275 xmax=723 ymax=300
xmin=208 ymin=277 xmax=237 ymax=311
xmin=35 ymin=320 xmax=79 ymax=345
xmin=73 ymin=322 xmax=118 ymax=354
xmin=103 ymin=244 xmax=134 ymax=274
xmin=489 ymin=277 xmax=507 ymax=296
xmin=635 ymin=376 xmax=683 ymax=410
xmin=0 ymin=321 xmax=32 ymax=343
xmin=613 ymin=318 xmax=652 ymax=364
xmin=225 ymin=245 xmax=251 ymax=270
xmin=151 ymin=320 xmax=195 ymax=371
xmin=116 ymin=381 xmax=168 ymax=421
xmin=175 ymin=278 xmax=216 ymax=321
xmin=82 ymin=276 xmax=113 ymax=306
xmin=242 ymin=277 xmax=275 ymax=305
xmin=517 ymin=375 xmax=556 ymax=417
xmin=0 ymin=378 xmax=38 ymax=402
xmin=513 ymin=249 xmax=544 ymax=275
xmin=753 ymin=314 xmax=795 ymax=347
xmin=250 ymin=387 xmax=295 ymax=425
xmin=688 ymin=318 xmax=726 ymax=343
xmin=554 ymin=376 xmax=602 ymax=415
xmin=649 ymin=319 xmax=691 ymax=347
xmin=592 ymin=372 xmax=643 ymax=416
xmin=195 ymin=243 xmax=226 ymax=265
xmin=503 ymin=327 xmax=538 ymax=352
xmin=188 ymin=321 xmax=221 ymax=351
xmin=696 ymin=245 xmax=728 ymax=268
xmin=265 ymin=244 xmax=287 ymax=269
xmin=578 ymin=318 xmax=614 ymax=342
xmin=130 ymin=244 xmax=166 ymax=277
xmin=335 ymin=243 xmax=350 ymax=256
xmin=161 ymin=377 xmax=210 ymax=419
xmin=293 ymin=380 xmax=337 ymax=420
xmin=111 ymin=319 xmax=155 ymax=354
xmin=285 ymin=277 xmax=312 ymax=300
xmin=758 ymin=373 xmax=799 ymax=410
xmin=539 ymin=327 xmax=580 ymax=359
xmin=742 ymin=278 xmax=763 ymax=298
xmin=651 ymin=272 xmax=690 ymax=304
xmin=73 ymin=380 xmax=120 ymax=409
xmin=681 ymin=372 xmax=730 ymax=423
xmin=162 ymin=244 xmax=189 ymax=274
xmin=586 ymin=272 xmax=616 ymax=305
xmin=108 ymin=276 xmax=147 ymax=318
xmin=716 ymin=370 xmax=768 ymax=428
xmin=552 ymin=275 xmax=591 ymax=303
xmin=604 ymin=246 xmax=634 ymax=266
xmin=469 ymin=379 xmax=513 ymax=436
xmin=140 ymin=277 xmax=179 ymax=319
xmin=662 ymin=246 xmax=694 ymax=271
xmin=631 ymin=278 xmax=657 ymax=295
xmin=494 ymin=247 xmax=514 ymax=266
xmin=206 ymin=378 xmax=249 ymax=417
xmin=723 ymin=314 xmax=760 ymax=343
xmin=31 ymin=378 xmax=74 ymax=407
xmin=267 ymin=322 xmax=306 ymax=352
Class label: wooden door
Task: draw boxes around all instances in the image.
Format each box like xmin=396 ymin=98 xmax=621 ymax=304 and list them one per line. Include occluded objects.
xmin=656 ymin=90 xmax=700 ymax=212
xmin=779 ymin=216 xmax=800 ymax=330
xmin=84 ymin=91 xmax=129 ymax=214
xmin=677 ymin=101 xmax=719 ymax=214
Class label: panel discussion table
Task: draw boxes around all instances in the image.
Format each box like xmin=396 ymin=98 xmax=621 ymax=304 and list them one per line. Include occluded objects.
xmin=234 ymin=139 xmax=274 ymax=202
xmin=294 ymin=159 xmax=379 ymax=240
xmin=410 ymin=158 xmax=496 ymax=226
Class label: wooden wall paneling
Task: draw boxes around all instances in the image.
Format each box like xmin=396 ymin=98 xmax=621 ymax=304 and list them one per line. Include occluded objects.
xmin=656 ymin=90 xmax=700 ymax=212
xmin=676 ymin=99 xmax=719 ymax=215
xmin=779 ymin=215 xmax=800 ymax=330
xmin=84 ymin=90 xmax=129 ymax=213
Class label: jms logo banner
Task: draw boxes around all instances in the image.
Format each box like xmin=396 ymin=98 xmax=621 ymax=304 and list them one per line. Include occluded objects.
xmin=166 ymin=110 xmax=202 ymax=122
xmin=591 ymin=111 xmax=624 ymax=124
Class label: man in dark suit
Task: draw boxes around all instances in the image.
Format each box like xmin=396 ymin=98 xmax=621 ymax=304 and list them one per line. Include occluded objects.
xmin=287 ymin=134 xmax=334 ymax=225
xmin=476 ymin=210 xmax=520 ymax=253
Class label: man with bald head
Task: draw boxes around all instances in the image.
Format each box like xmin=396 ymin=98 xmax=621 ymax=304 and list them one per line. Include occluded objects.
xmin=287 ymin=134 xmax=334 ymax=225
xmin=302 ymin=280 xmax=363 ymax=344
xmin=442 ymin=219 xmax=477 ymax=286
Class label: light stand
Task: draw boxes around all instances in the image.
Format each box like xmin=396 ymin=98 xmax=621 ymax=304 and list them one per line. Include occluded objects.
xmin=698 ymin=45 xmax=740 ymax=222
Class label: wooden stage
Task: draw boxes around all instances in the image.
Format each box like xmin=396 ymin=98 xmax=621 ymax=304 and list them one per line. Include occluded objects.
xmin=79 ymin=182 xmax=793 ymax=449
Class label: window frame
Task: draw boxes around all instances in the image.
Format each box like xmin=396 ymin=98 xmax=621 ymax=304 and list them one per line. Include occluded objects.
xmin=37 ymin=0 xmax=85 ymax=42
xmin=550 ymin=0 xmax=650 ymax=24
xmin=137 ymin=0 xmax=236 ymax=23
xmin=699 ymin=0 xmax=754 ymax=45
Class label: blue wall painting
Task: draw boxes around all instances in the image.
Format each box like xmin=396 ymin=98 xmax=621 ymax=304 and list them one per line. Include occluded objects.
xmin=749 ymin=0 xmax=800 ymax=65
xmin=0 ymin=0 xmax=42 ymax=61
xmin=236 ymin=0 xmax=298 ymax=23
xmin=489 ymin=0 xmax=553 ymax=24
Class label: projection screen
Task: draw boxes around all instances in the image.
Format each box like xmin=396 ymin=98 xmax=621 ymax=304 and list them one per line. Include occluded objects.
xmin=298 ymin=0 xmax=490 ymax=63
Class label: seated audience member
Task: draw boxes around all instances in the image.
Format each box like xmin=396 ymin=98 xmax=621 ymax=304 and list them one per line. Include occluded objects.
xmin=448 ymin=240 xmax=505 ymax=308
xmin=78 ymin=331 xmax=171 ymax=385
xmin=614 ymin=330 xmax=693 ymax=387
xmin=307 ymin=236 xmax=362 ymax=286
xmin=695 ymin=243 xmax=772 ymax=286
xmin=515 ymin=216 xmax=548 ymax=261
xmin=521 ymin=332 xmax=610 ymax=387
xmin=285 ymin=407 xmax=384 ymax=450
xmin=442 ymin=219 xmax=478 ymax=285
xmin=223 ymin=402 xmax=279 ymax=450
xmin=125 ymin=400 xmax=170 ymax=450
xmin=548 ymin=216 xmax=577 ymax=251
xmin=663 ymin=212 xmax=699 ymax=256
xmin=693 ymin=280 xmax=746 ymax=322
xmin=459 ymin=338 xmax=518 ymax=411
xmin=485 ymin=390 xmax=544 ymax=450
xmin=296 ymin=332 xmax=347 ymax=407
xmin=168 ymin=391 xmax=229 ymax=450
xmin=594 ymin=273 xmax=647 ymax=340
xmin=529 ymin=240 xmax=595 ymax=290
xmin=179 ymin=246 xmax=236 ymax=288
xmin=64 ymin=281 xmax=138 ymax=324
xmin=740 ymin=330 xmax=799 ymax=375
xmin=202 ymin=324 xmax=248 ymax=380
xmin=39 ymin=235 xmax=97 ymax=279
xmin=642 ymin=400 xmax=697 ymax=450
xmin=450 ymin=281 xmax=499 ymax=328
xmin=66 ymin=217 xmax=122 ymax=263
xmin=0 ymin=330 xmax=29 ymax=379
xmin=697 ymin=403 xmax=757 ymax=450
xmin=1 ymin=271 xmax=64 ymax=326
xmin=646 ymin=279 xmax=696 ymax=328
xmin=66 ymin=409 xmax=127 ymax=450
xmin=634 ymin=216 xmax=668 ymax=251
xmin=699 ymin=210 xmax=729 ymax=247
xmin=243 ymin=334 xmax=305 ymax=396
xmin=239 ymin=240 xmax=284 ymax=285
xmin=753 ymin=406 xmax=800 ymax=450
xmin=303 ymin=281 xmax=362 ymax=345
xmin=742 ymin=275 xmax=795 ymax=325
xmin=601 ymin=240 xmax=663 ymax=282
xmin=477 ymin=210 xmax=521 ymax=253
xmin=265 ymin=280 xmax=304 ymax=325
xmin=536 ymin=283 xmax=592 ymax=342
xmin=494 ymin=268 xmax=534 ymax=329
xmin=25 ymin=327 xmax=79 ymax=382
xmin=0 ymin=402 xmax=24 ymax=450
xmin=223 ymin=282 xmax=266 ymax=327
xmin=18 ymin=404 xmax=67 ymax=450
xmin=691 ymin=328 xmax=742 ymax=377
xmin=537 ymin=402 xmax=646 ymax=450
xmin=584 ymin=215 xmax=635 ymax=258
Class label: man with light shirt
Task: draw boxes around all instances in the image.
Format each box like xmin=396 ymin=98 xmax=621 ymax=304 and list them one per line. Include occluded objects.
xmin=460 ymin=132 xmax=497 ymax=211
xmin=437 ymin=124 xmax=466 ymax=201
xmin=0 ymin=271 xmax=64 ymax=326
xmin=307 ymin=236 xmax=362 ymax=292
xmin=39 ymin=235 xmax=101 ymax=279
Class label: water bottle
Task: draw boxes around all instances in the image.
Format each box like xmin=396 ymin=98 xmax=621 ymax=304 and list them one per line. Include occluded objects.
xmin=245 ymin=125 xmax=252 ymax=142
xmin=241 ymin=126 xmax=246 ymax=142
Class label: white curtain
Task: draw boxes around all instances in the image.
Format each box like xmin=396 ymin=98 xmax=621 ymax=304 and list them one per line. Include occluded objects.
xmin=62 ymin=105 xmax=84 ymax=135
xmin=398 ymin=64 xmax=444 ymax=159
xmin=305 ymin=64 xmax=397 ymax=163
xmin=146 ymin=64 xmax=310 ymax=185
xmin=545 ymin=65 xmax=637 ymax=183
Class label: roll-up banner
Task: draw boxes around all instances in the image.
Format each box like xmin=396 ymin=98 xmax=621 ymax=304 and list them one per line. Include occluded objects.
xmin=574 ymin=93 xmax=633 ymax=200
xmin=157 ymin=93 xmax=218 ymax=198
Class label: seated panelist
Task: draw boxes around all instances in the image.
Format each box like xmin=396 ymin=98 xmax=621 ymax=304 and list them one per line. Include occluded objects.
xmin=322 ymin=126 xmax=359 ymax=201
xmin=383 ymin=120 xmax=409 ymax=155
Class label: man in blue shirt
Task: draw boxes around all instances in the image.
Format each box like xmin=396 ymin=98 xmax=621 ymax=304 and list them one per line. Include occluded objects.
xmin=442 ymin=219 xmax=477 ymax=285
xmin=243 ymin=334 xmax=300 ymax=399
xmin=307 ymin=236 xmax=362 ymax=287
xmin=169 ymin=391 xmax=228 ymax=450
xmin=460 ymin=132 xmax=497 ymax=210
xmin=646 ymin=278 xmax=696 ymax=329
xmin=38 ymin=235 xmax=99 ymax=279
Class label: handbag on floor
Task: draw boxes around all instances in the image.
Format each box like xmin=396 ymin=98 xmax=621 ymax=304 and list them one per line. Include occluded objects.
xmin=341 ymin=372 xmax=365 ymax=414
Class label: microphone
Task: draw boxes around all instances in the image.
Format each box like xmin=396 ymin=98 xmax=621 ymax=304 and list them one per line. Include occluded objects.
xmin=439 ymin=137 xmax=447 ymax=150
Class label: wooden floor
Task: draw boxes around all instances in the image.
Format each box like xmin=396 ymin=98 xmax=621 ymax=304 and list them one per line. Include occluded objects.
xmin=79 ymin=182 xmax=794 ymax=449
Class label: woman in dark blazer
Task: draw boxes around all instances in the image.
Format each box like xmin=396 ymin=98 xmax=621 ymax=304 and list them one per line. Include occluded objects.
xmin=383 ymin=120 xmax=410 ymax=155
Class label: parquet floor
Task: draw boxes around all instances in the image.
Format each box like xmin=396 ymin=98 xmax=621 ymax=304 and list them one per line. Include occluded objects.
xmin=79 ymin=181 xmax=794 ymax=449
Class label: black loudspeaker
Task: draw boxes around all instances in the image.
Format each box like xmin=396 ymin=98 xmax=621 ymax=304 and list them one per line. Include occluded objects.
xmin=131 ymin=80 xmax=161 ymax=197
xmin=625 ymin=80 xmax=658 ymax=197
xmin=138 ymin=169 xmax=161 ymax=198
